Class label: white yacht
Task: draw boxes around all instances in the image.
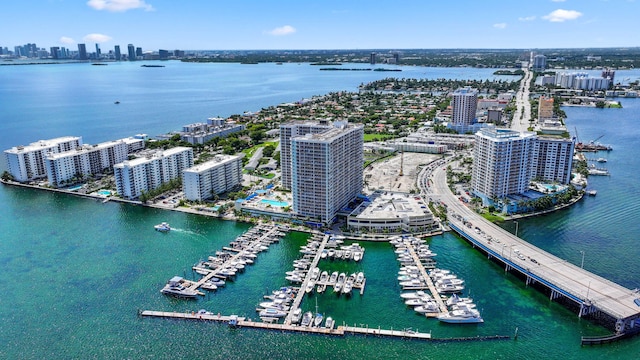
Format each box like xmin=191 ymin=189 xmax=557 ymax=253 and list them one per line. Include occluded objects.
xmin=160 ymin=276 xmax=198 ymax=298
xmin=154 ymin=222 xmax=171 ymax=232
xmin=324 ymin=316 xmax=335 ymax=329
xmin=258 ymin=308 xmax=287 ymax=318
xmin=437 ymin=308 xmax=484 ymax=324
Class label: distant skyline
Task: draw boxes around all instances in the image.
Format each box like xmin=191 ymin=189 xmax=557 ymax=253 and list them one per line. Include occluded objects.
xmin=1 ymin=0 xmax=639 ymax=50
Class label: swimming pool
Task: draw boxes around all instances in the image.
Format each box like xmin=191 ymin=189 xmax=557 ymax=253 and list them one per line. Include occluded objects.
xmin=260 ymin=199 xmax=289 ymax=207
xmin=67 ymin=185 xmax=83 ymax=191
xmin=98 ymin=190 xmax=111 ymax=196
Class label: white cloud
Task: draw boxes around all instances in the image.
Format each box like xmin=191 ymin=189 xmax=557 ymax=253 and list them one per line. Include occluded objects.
xmin=87 ymin=0 xmax=154 ymax=12
xmin=518 ymin=16 xmax=536 ymax=21
xmin=493 ymin=23 xmax=507 ymax=29
xmin=59 ymin=36 xmax=76 ymax=45
xmin=83 ymin=33 xmax=113 ymax=43
xmin=266 ymin=25 xmax=297 ymax=36
xmin=542 ymin=9 xmax=583 ymax=22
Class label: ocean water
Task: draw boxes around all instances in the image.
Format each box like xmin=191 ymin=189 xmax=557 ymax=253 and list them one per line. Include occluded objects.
xmin=1 ymin=62 xmax=640 ymax=359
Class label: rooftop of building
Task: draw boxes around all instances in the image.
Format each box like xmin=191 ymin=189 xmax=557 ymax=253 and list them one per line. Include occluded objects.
xmin=5 ymin=136 xmax=82 ymax=153
xmin=350 ymin=191 xmax=431 ymax=220
xmin=115 ymin=147 xmax=192 ymax=167
xmin=46 ymin=138 xmax=139 ymax=160
xmin=184 ymin=154 xmax=241 ymax=173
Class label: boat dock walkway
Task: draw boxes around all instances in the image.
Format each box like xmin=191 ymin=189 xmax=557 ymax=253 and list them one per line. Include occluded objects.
xmin=140 ymin=310 xmax=432 ymax=340
xmin=284 ymin=234 xmax=329 ymax=325
xmin=188 ymin=225 xmax=284 ymax=293
xmin=404 ymin=240 xmax=448 ymax=314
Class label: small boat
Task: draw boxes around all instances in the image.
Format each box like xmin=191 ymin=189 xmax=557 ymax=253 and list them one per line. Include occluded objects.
xmin=597 ymin=158 xmax=607 ymax=163
xmin=355 ymin=272 xmax=365 ymax=286
xmin=342 ymin=273 xmax=355 ymax=295
xmin=305 ymin=280 xmax=316 ymax=294
xmin=324 ymin=316 xmax=335 ymax=329
xmin=437 ymin=308 xmax=483 ymax=324
xmin=114 ymin=100 xmax=120 ymax=104
xmin=154 ymin=222 xmax=171 ymax=232
xmin=334 ymin=273 xmax=346 ymax=293
xmin=258 ymin=308 xmax=287 ymax=318
xmin=329 ymin=271 xmax=339 ymax=284
xmin=587 ymin=190 xmax=597 ymax=196
xmin=160 ymin=276 xmax=198 ymax=298
xmin=313 ymin=313 xmax=323 ymax=327
xmin=353 ymin=250 xmax=362 ymax=262
xmin=200 ymin=281 xmax=218 ymax=291
xmin=414 ymin=301 xmax=440 ymax=314
xmin=291 ymin=308 xmax=302 ymax=324
xmin=301 ymin=311 xmax=313 ymax=327
xmin=400 ymin=291 xmax=429 ymax=300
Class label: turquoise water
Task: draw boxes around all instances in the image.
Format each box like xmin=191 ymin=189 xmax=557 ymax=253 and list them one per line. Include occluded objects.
xmin=261 ymin=199 xmax=289 ymax=207
xmin=1 ymin=62 xmax=640 ymax=359
xmin=67 ymin=185 xmax=83 ymax=191
xmin=98 ymin=190 xmax=112 ymax=196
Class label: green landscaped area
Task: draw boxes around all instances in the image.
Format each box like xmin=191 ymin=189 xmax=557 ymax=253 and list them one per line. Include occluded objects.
xmin=242 ymin=141 xmax=279 ymax=159
xmin=364 ymin=133 xmax=397 ymax=142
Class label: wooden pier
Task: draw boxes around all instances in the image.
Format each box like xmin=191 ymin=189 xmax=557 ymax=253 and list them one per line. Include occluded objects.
xmin=403 ymin=240 xmax=448 ymax=314
xmin=188 ymin=225 xmax=285 ymax=293
xmin=140 ymin=310 xmax=433 ymax=340
xmin=284 ymin=234 xmax=329 ymax=325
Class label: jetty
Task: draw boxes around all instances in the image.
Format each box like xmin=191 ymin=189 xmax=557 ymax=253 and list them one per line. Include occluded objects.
xmin=403 ymin=240 xmax=447 ymax=314
xmin=165 ymin=224 xmax=286 ymax=296
xmin=140 ymin=310 xmax=432 ymax=340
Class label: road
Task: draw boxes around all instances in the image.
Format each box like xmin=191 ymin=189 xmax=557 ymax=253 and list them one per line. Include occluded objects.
xmin=424 ymin=159 xmax=640 ymax=323
xmin=511 ymin=67 xmax=533 ymax=132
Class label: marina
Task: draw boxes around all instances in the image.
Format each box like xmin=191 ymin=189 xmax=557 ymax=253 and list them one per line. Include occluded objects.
xmin=161 ymin=224 xmax=288 ymax=297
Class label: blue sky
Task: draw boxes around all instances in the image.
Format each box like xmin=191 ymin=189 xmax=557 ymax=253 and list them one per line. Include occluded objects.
xmin=1 ymin=0 xmax=638 ymax=51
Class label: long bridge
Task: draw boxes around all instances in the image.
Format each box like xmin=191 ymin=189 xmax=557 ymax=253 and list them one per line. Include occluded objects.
xmin=423 ymin=160 xmax=640 ymax=341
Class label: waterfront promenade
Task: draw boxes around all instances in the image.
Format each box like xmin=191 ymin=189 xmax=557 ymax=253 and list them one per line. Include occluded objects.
xmin=426 ymin=162 xmax=640 ymax=334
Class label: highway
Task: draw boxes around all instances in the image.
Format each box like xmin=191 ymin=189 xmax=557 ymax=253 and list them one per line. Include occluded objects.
xmin=420 ymin=158 xmax=640 ymax=328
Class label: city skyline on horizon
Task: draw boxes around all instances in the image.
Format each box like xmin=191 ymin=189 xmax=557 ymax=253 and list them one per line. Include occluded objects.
xmin=2 ymin=0 xmax=639 ymax=51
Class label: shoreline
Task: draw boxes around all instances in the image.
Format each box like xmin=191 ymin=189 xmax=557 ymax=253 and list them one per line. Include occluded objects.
xmin=0 ymin=178 xmax=575 ymax=239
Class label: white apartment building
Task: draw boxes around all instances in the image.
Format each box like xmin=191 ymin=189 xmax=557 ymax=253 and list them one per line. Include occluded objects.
xmin=114 ymin=147 xmax=193 ymax=200
xmin=288 ymin=121 xmax=364 ymax=224
xmin=473 ymin=128 xmax=575 ymax=205
xmin=279 ymin=121 xmax=333 ymax=190
xmin=451 ymin=87 xmax=478 ymax=127
xmin=45 ymin=139 xmax=129 ymax=187
xmin=4 ymin=136 xmax=82 ymax=182
xmin=472 ymin=128 xmax=537 ymax=203
xmin=183 ymin=155 xmax=242 ymax=201
xmin=532 ymin=137 xmax=574 ymax=184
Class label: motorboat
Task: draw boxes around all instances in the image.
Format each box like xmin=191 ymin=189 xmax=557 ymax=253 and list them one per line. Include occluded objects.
xmin=355 ymin=272 xmax=364 ymax=286
xmin=285 ymin=274 xmax=303 ymax=283
xmin=436 ymin=282 xmax=465 ymax=294
xmin=324 ymin=316 xmax=335 ymax=329
xmin=160 ymin=276 xmax=198 ymax=298
xmin=334 ymin=273 xmax=346 ymax=293
xmin=437 ymin=308 xmax=483 ymax=324
xmin=154 ymin=222 xmax=171 ymax=232
xmin=400 ymin=291 xmax=429 ymax=300
xmin=305 ymin=280 xmax=316 ymax=294
xmin=291 ymin=308 xmax=302 ymax=324
xmin=200 ymin=281 xmax=218 ymax=291
xmin=446 ymin=293 xmax=473 ymax=307
xmin=311 ymin=267 xmax=320 ymax=280
xmin=353 ymin=250 xmax=362 ymax=262
xmin=399 ymin=279 xmax=425 ymax=287
xmin=329 ymin=271 xmax=339 ymax=284
xmin=414 ymin=301 xmax=440 ymax=314
xmin=342 ymin=273 xmax=355 ymax=295
xmin=405 ymin=295 xmax=433 ymax=307
xmin=313 ymin=313 xmax=324 ymax=327
xmin=258 ymin=308 xmax=287 ymax=318
xmin=301 ymin=311 xmax=313 ymax=327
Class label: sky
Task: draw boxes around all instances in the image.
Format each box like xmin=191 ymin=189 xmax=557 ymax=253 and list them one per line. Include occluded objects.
xmin=1 ymin=0 xmax=638 ymax=51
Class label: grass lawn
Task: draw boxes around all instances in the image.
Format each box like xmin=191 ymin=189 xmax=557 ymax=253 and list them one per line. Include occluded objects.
xmin=364 ymin=133 xmax=397 ymax=142
xmin=242 ymin=141 xmax=279 ymax=158
xmin=481 ymin=212 xmax=505 ymax=223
